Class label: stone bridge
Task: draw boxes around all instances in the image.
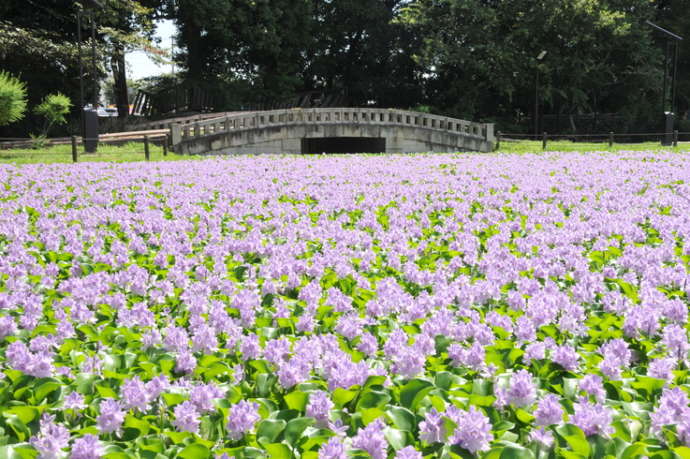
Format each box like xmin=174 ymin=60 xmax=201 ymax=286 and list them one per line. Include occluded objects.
xmin=167 ymin=108 xmax=495 ymax=154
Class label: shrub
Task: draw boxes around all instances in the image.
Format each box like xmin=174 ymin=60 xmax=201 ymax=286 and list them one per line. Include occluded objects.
xmin=34 ymin=92 xmax=72 ymax=136
xmin=0 ymin=71 xmax=28 ymax=126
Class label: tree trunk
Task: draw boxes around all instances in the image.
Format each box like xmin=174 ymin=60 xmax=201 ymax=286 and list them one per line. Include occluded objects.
xmin=111 ymin=43 xmax=129 ymax=120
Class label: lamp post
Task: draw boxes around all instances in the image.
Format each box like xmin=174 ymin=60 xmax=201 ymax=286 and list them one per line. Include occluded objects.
xmin=534 ymin=51 xmax=547 ymax=138
xmin=646 ymin=20 xmax=683 ymax=145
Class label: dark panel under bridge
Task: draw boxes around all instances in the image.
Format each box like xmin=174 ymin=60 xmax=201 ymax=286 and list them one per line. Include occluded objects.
xmin=302 ymin=137 xmax=386 ymax=154
xmin=167 ymin=108 xmax=495 ymax=154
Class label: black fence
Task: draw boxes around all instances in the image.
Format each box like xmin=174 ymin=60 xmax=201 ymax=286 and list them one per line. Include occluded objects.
xmin=0 ymin=134 xmax=171 ymax=163
xmin=495 ymin=130 xmax=689 ymax=151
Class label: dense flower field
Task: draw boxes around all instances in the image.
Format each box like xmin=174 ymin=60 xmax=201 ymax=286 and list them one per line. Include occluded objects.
xmin=0 ymin=152 xmax=689 ymax=459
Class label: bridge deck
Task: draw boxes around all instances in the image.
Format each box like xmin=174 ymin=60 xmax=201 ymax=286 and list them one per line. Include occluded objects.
xmin=163 ymin=108 xmax=495 ymax=154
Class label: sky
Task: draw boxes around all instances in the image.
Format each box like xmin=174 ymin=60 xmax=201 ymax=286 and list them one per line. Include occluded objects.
xmin=125 ymin=19 xmax=176 ymax=80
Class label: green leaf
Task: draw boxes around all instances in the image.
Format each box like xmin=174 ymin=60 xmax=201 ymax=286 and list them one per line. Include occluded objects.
xmin=386 ymin=407 xmax=416 ymax=432
xmin=674 ymin=447 xmax=690 ymax=459
xmin=74 ymin=373 xmax=97 ymax=394
xmin=257 ymin=419 xmax=287 ymax=443
xmin=630 ymin=376 xmax=665 ymax=398
xmin=3 ymin=415 xmax=30 ymax=441
xmin=162 ymin=392 xmax=187 ymax=407
xmin=400 ymin=379 xmax=433 ymax=411
xmin=356 ymin=390 xmax=391 ymax=411
xmin=178 ymin=443 xmax=210 ymax=459
xmin=384 ymin=427 xmax=407 ymax=450
xmin=284 ymin=390 xmax=308 ymax=411
xmin=284 ymin=417 xmax=314 ymax=445
xmin=361 ymin=408 xmax=386 ymax=425
xmin=264 ymin=443 xmax=292 ymax=459
xmin=163 ymin=430 xmax=192 ymax=444
xmin=95 ymin=384 xmax=118 ymax=399
xmin=8 ymin=444 xmax=38 ymax=459
xmin=515 ymin=409 xmax=534 ymax=424
xmin=32 ymin=379 xmax=61 ymax=403
xmin=123 ymin=414 xmax=151 ymax=437
xmin=499 ymin=444 xmax=536 ymax=459
xmin=255 ymin=373 xmax=276 ymax=397
xmin=332 ymin=388 xmax=357 ymax=408
xmin=3 ymin=406 xmax=40 ymax=425
xmin=434 ymin=371 xmax=456 ymax=390
xmin=556 ymin=424 xmax=590 ymax=457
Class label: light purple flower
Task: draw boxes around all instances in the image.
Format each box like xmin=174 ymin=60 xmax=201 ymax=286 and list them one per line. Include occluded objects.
xmin=395 ymin=446 xmax=423 ymax=459
xmin=579 ymin=374 xmax=605 ymax=402
xmin=447 ymin=406 xmax=493 ymax=453
xmin=30 ymin=413 xmax=70 ymax=459
xmin=173 ymin=401 xmax=200 ymax=434
xmin=227 ymin=400 xmax=260 ymax=440
xmin=650 ymin=387 xmax=689 ymax=433
xmin=552 ymin=344 xmax=579 ymax=371
xmin=191 ymin=383 xmax=224 ymax=414
xmin=648 ymin=357 xmax=677 ymax=380
xmin=506 ymin=369 xmax=537 ymax=407
xmin=307 ymin=391 xmax=333 ymax=427
xmin=175 ymin=350 xmax=196 ymax=374
xmin=529 ymin=427 xmax=554 ymax=447
xmin=570 ymin=400 xmax=614 ymax=437
xmin=662 ymin=324 xmax=689 ymax=360
xmin=419 ymin=408 xmax=445 ymax=443
xmin=352 ymin=418 xmax=388 ymax=459
xmin=534 ymin=394 xmax=564 ymax=426
xmin=97 ymin=398 xmax=125 ymax=434
xmin=70 ymin=434 xmax=102 ymax=459
xmin=64 ymin=391 xmax=86 ymax=411
xmin=121 ymin=376 xmax=150 ymax=412
xmin=319 ymin=436 xmax=347 ymax=459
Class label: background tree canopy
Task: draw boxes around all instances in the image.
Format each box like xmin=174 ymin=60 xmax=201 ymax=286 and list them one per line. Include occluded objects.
xmin=1 ymin=0 xmax=688 ymax=136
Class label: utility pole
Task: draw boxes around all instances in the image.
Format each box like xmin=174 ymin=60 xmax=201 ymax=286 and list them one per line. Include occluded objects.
xmin=646 ymin=21 xmax=683 ymax=145
xmin=534 ymin=51 xmax=547 ymax=138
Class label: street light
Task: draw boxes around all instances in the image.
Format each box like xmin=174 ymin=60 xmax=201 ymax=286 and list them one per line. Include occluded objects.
xmin=534 ymin=51 xmax=547 ymax=138
xmin=646 ymin=20 xmax=683 ymax=145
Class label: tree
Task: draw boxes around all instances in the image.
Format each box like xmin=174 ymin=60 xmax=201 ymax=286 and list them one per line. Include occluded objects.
xmin=305 ymin=0 xmax=423 ymax=107
xmin=400 ymin=0 xmax=662 ymax=131
xmin=0 ymin=71 xmax=28 ymax=127
xmin=98 ymin=0 xmax=167 ymax=119
xmin=34 ymin=93 xmax=72 ymax=136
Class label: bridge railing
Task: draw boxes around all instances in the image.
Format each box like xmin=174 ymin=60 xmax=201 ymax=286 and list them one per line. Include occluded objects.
xmin=170 ymin=108 xmax=494 ymax=146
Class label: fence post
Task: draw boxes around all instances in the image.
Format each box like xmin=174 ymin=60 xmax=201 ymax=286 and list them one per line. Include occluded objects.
xmin=496 ymin=131 xmax=502 ymax=151
xmin=144 ymin=136 xmax=150 ymax=161
xmin=542 ymin=132 xmax=547 ymax=150
xmin=609 ymin=131 xmax=614 ymax=147
xmin=163 ymin=135 xmax=168 ymax=156
xmin=71 ymin=136 xmax=78 ymax=163
xmin=673 ymin=130 xmax=679 ymax=147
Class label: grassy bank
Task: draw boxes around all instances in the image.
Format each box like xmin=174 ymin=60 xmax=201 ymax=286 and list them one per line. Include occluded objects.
xmin=0 ymin=139 xmax=688 ymax=164
xmin=0 ymin=142 xmax=186 ymax=164
xmin=498 ymin=139 xmax=689 ymax=153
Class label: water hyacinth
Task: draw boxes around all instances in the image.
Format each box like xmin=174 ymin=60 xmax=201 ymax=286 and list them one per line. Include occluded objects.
xmin=30 ymin=414 xmax=70 ymax=459
xmin=172 ymin=400 xmax=201 ymax=433
xmin=227 ymin=400 xmax=260 ymax=440
xmin=447 ymin=406 xmax=494 ymax=453
xmin=70 ymin=434 xmax=103 ymax=459
xmin=0 ymin=152 xmax=689 ymax=456
xmin=96 ymin=399 xmax=125 ymax=434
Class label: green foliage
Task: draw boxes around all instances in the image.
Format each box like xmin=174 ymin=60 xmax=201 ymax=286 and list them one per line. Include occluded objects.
xmin=0 ymin=71 xmax=27 ymax=126
xmin=34 ymin=93 xmax=72 ymax=136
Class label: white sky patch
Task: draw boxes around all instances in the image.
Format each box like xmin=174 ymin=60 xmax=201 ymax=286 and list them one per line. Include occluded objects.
xmin=126 ymin=19 xmax=176 ymax=80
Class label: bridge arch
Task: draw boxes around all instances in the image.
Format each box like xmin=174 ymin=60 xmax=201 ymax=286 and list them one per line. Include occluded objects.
xmin=169 ymin=108 xmax=495 ymax=154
